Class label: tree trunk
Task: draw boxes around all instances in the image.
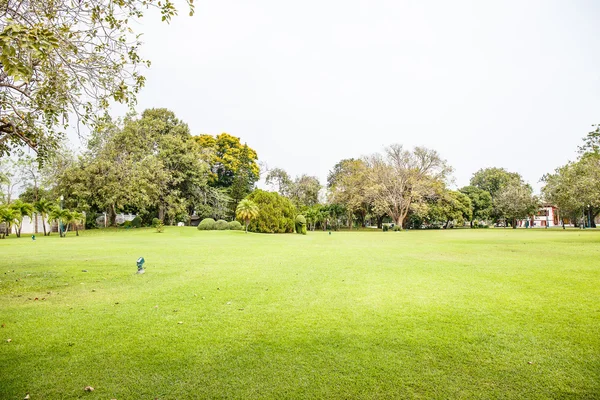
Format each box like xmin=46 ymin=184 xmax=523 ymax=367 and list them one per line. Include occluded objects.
xmin=75 ymin=223 xmax=79 ymax=236
xmin=470 ymin=220 xmax=474 ymax=228
xmin=377 ymin=215 xmax=383 ymax=229
xmin=512 ymin=218 xmax=517 ymax=229
xmin=42 ymin=214 xmax=47 ymax=236
xmin=396 ymin=215 xmax=403 ymax=230
xmin=109 ymin=205 xmax=117 ymax=226
xmin=158 ymin=204 xmax=165 ymax=222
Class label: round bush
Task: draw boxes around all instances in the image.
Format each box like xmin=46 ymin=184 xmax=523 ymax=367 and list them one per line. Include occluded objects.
xmin=382 ymin=225 xmax=389 ymax=232
xmin=152 ymin=217 xmax=161 ymax=228
xmin=131 ymin=216 xmax=142 ymax=228
xmin=295 ymin=215 xmax=306 ymax=225
xmin=215 ymin=219 xmax=229 ymax=230
xmin=228 ymin=220 xmax=243 ymax=230
xmin=123 ymin=220 xmax=132 ymax=229
xmin=197 ymin=218 xmax=216 ymax=230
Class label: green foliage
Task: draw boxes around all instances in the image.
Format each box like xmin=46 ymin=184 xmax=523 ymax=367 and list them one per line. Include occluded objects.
xmin=495 ymin=183 xmax=539 ymax=228
xmin=193 ymin=133 xmax=260 ymax=189
xmin=198 ymin=218 xmax=216 ymax=231
xmin=227 ymin=220 xmax=243 ymax=230
xmin=392 ymin=225 xmax=402 ymax=232
xmin=123 ymin=220 xmax=132 ymax=229
xmin=460 ymin=185 xmax=493 ymax=224
xmin=235 ymin=199 xmax=260 ymax=232
xmin=155 ymin=220 xmax=164 ymax=233
xmin=152 ymin=218 xmax=161 ymax=228
xmin=470 ymin=168 xmax=523 ymax=199
xmin=382 ymin=224 xmax=389 ymax=232
xmin=245 ymin=190 xmax=296 ymax=233
xmin=131 ymin=216 xmax=142 ymax=228
xmin=215 ymin=219 xmax=229 ymax=230
xmin=0 ymin=1 xmax=194 ymax=161
xmin=84 ymin=211 xmax=97 ymax=229
xmin=295 ymin=215 xmax=307 ymax=235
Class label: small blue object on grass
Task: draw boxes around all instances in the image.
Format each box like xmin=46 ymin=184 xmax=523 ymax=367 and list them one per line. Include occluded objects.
xmin=136 ymin=257 xmax=145 ymax=274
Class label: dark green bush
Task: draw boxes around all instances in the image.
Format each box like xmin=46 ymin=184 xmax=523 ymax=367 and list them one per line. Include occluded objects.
xmin=392 ymin=225 xmax=402 ymax=232
xmin=215 ymin=219 xmax=229 ymax=230
xmin=382 ymin=225 xmax=389 ymax=232
xmin=123 ymin=220 xmax=132 ymax=229
xmin=155 ymin=220 xmax=164 ymax=233
xmin=228 ymin=220 xmax=243 ymax=230
xmin=245 ymin=190 xmax=296 ymax=233
xmin=85 ymin=211 xmax=97 ymax=229
xmin=131 ymin=216 xmax=142 ymax=228
xmin=152 ymin=218 xmax=161 ymax=228
xmin=198 ymin=218 xmax=216 ymax=230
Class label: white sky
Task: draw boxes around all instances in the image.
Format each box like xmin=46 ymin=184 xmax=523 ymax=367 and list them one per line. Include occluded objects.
xmin=125 ymin=0 xmax=600 ymax=192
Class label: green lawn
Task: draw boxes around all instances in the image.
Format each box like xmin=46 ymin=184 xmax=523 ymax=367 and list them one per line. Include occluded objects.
xmin=1 ymin=228 xmax=599 ymax=399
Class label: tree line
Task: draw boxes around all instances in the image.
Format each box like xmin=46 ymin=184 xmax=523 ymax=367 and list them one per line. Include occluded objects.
xmin=2 ymin=108 xmax=598 ymax=235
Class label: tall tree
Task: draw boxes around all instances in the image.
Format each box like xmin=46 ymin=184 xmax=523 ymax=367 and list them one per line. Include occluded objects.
xmin=328 ymin=159 xmax=368 ymax=228
xmin=366 ymin=145 xmax=452 ymax=229
xmin=495 ymin=183 xmax=539 ymax=229
xmin=193 ymin=133 xmax=259 ymax=189
xmin=459 ymin=185 xmax=493 ymax=227
xmin=0 ymin=0 xmax=194 ymax=161
xmin=470 ymin=168 xmax=523 ymax=200
xmin=265 ymin=167 xmax=293 ymax=197
xmin=33 ymin=198 xmax=54 ymax=236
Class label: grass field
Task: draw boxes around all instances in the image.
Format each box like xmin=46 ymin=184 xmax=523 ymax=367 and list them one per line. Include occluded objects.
xmin=0 ymin=228 xmax=599 ymax=399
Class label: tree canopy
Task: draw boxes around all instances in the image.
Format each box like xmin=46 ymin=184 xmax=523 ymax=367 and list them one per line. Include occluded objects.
xmin=0 ymin=0 xmax=194 ymax=161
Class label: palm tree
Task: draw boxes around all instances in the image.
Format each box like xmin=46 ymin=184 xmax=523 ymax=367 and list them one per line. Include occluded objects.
xmin=69 ymin=211 xmax=85 ymax=236
xmin=235 ymin=199 xmax=259 ymax=233
xmin=34 ymin=199 xmax=54 ymax=236
xmin=10 ymin=200 xmax=34 ymax=238
xmin=49 ymin=207 xmax=71 ymax=237
xmin=0 ymin=205 xmax=17 ymax=239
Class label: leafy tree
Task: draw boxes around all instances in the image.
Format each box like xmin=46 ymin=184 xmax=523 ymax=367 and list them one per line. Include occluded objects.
xmin=194 ymin=133 xmax=259 ymax=189
xmin=495 ymin=183 xmax=539 ymax=229
xmin=229 ymin=144 xmax=257 ymax=210
xmin=0 ymin=204 xmax=16 ymax=238
xmin=33 ymin=198 xmax=54 ymax=236
xmin=542 ymin=155 xmax=600 ymax=228
xmin=328 ymin=159 xmax=369 ymax=228
xmin=289 ymin=175 xmax=321 ymax=208
xmin=10 ymin=199 xmax=33 ymax=237
xmin=265 ymin=168 xmax=293 ymax=196
xmin=0 ymin=0 xmax=194 ymax=161
xmin=244 ymin=190 xmax=295 ymax=233
xmin=365 ymin=145 xmax=452 ymax=229
xmin=470 ymin=168 xmax=523 ymax=200
xmin=459 ymin=186 xmax=493 ymax=227
xmin=235 ymin=198 xmax=260 ymax=233
xmin=578 ymin=124 xmax=600 ymax=155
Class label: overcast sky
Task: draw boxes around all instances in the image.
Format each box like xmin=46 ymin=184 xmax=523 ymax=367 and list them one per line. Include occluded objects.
xmin=126 ymin=0 xmax=600 ymax=192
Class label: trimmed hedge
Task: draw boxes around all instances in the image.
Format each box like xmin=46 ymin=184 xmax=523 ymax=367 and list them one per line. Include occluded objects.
xmin=228 ymin=220 xmax=243 ymax=230
xmin=198 ymin=218 xmax=216 ymax=230
xmin=215 ymin=219 xmax=229 ymax=230
xmin=295 ymin=215 xmax=307 ymax=235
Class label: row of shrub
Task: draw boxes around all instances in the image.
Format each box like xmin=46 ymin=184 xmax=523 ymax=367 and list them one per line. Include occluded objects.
xmin=197 ymin=218 xmax=243 ymax=231
xmin=382 ymin=224 xmax=402 ymax=232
